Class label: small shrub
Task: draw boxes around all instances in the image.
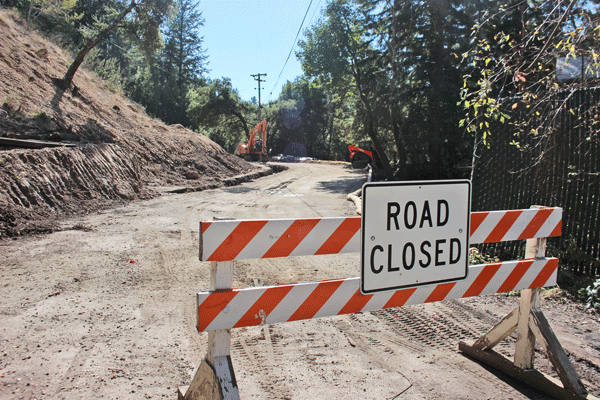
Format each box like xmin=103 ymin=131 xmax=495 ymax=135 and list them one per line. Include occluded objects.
xmin=32 ymin=111 xmax=50 ymax=121
xmin=581 ymin=278 xmax=600 ymax=310
xmin=468 ymin=247 xmax=499 ymax=265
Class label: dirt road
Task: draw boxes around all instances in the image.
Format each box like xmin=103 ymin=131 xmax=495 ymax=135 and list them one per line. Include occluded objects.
xmin=1 ymin=162 xmax=599 ymax=399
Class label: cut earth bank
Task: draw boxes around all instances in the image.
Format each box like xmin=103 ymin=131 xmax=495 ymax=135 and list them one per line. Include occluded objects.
xmin=0 ymin=9 xmax=268 ymax=238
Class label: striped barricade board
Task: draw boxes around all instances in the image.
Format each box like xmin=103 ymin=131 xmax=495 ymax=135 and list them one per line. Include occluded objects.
xmin=197 ymin=258 xmax=558 ymax=332
xmin=199 ymin=208 xmax=562 ymax=261
xmin=198 ymin=208 xmax=562 ymax=332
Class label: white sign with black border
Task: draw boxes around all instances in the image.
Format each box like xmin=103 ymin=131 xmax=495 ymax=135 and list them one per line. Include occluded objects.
xmin=361 ymin=180 xmax=471 ymax=294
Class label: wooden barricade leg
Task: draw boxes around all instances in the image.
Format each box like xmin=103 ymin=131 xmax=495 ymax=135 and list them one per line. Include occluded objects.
xmin=459 ymin=218 xmax=596 ymax=400
xmin=179 ymin=260 xmax=240 ymax=400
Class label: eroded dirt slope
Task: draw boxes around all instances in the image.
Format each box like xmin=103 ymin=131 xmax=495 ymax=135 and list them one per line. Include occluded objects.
xmin=0 ymin=10 xmax=260 ymax=236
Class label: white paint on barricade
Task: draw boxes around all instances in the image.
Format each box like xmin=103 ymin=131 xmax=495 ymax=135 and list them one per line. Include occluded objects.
xmin=470 ymin=207 xmax=562 ymax=244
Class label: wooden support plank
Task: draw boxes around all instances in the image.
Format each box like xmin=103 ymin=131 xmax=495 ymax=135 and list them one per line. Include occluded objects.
xmin=0 ymin=137 xmax=76 ymax=148
xmin=459 ymin=342 xmax=593 ymax=400
xmin=515 ymin=227 xmax=546 ymax=369
xmin=206 ymin=260 xmax=234 ymax=364
xmin=515 ymin=288 xmax=540 ymax=369
xmin=206 ymin=260 xmax=236 ymax=399
xmin=473 ymin=307 xmax=519 ymax=350
xmin=197 ymin=258 xmax=559 ymax=332
xmin=198 ymin=208 xmax=563 ymax=261
xmin=210 ymin=260 xmax=234 ymax=292
xmin=178 ymin=359 xmax=219 ymax=400
xmin=207 ymin=330 xmax=232 ymax=366
xmin=529 ymin=309 xmax=587 ymax=395
xmin=460 ymin=206 xmax=594 ymax=399
xmin=525 ymin=236 xmax=548 ymax=259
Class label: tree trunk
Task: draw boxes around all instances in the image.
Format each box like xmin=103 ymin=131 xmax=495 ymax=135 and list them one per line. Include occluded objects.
xmin=341 ymin=14 xmax=394 ymax=180
xmin=62 ymin=1 xmax=136 ymax=87
xmin=349 ymin=50 xmax=394 ymax=179
xmin=388 ymin=0 xmax=406 ymax=176
xmin=230 ymin=109 xmax=250 ymax=137
xmin=354 ymin=64 xmax=394 ymax=179
xmin=428 ymin=5 xmax=444 ymax=178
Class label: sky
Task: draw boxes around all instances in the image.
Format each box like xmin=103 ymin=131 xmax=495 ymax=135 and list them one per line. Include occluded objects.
xmin=199 ymin=0 xmax=325 ymax=103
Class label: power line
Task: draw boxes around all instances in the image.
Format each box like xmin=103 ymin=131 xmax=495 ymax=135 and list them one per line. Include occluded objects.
xmin=307 ymin=0 xmax=323 ymax=27
xmin=268 ymin=0 xmax=314 ymax=101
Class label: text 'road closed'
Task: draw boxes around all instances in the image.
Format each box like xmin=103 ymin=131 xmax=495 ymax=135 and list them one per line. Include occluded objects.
xmin=361 ymin=181 xmax=471 ymax=294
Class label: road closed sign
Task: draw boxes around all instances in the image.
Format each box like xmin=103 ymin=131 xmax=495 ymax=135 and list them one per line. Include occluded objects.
xmin=361 ymin=180 xmax=471 ymax=294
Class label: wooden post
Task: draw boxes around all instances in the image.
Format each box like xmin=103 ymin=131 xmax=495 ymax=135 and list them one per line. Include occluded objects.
xmin=180 ymin=226 xmax=240 ymax=400
xmin=205 ymin=260 xmax=240 ymax=400
xmin=514 ymin=235 xmax=544 ymax=369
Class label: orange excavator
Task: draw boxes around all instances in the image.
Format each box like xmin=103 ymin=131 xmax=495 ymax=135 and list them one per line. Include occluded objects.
xmin=237 ymin=119 xmax=267 ymax=161
xmin=348 ymin=141 xmax=381 ymax=168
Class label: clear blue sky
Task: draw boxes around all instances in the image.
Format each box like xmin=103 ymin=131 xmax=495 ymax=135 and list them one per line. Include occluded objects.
xmin=199 ymin=0 xmax=324 ymax=103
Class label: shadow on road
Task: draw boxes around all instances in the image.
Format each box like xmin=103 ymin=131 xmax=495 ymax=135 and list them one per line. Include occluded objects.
xmin=315 ymin=174 xmax=367 ymax=195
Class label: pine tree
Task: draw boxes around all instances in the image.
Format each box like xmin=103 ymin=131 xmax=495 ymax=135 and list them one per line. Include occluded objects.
xmin=162 ymin=0 xmax=207 ymax=124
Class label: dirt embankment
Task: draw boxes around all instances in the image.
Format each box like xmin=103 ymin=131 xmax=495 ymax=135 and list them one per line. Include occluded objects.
xmin=0 ymin=10 xmax=265 ymax=237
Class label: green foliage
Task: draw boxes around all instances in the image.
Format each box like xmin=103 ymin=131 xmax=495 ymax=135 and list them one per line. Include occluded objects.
xmin=548 ymin=238 xmax=600 ymax=308
xmin=2 ymin=95 xmax=24 ymax=119
xmin=61 ymin=0 xmax=173 ymax=86
xmin=32 ymin=110 xmax=50 ymax=121
xmin=159 ymin=0 xmax=207 ymax=125
xmin=460 ymin=0 xmax=600 ymax=154
xmin=550 ymin=236 xmax=600 ymax=278
xmin=123 ymin=0 xmax=207 ymax=127
xmin=468 ymin=247 xmax=500 ymax=265
xmin=297 ymin=0 xmax=482 ymax=179
xmin=581 ymin=278 xmax=600 ymax=310
xmin=15 ymin=0 xmax=82 ymax=35
xmin=163 ymin=0 xmax=207 ymax=87
xmin=84 ymin=50 xmax=124 ymax=89
xmin=187 ymin=78 xmax=255 ymax=148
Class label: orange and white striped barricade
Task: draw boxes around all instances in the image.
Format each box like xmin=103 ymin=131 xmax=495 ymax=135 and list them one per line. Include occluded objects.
xmin=178 ymin=206 xmax=593 ymax=400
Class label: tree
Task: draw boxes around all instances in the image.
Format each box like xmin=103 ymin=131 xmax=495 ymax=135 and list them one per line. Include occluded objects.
xmin=298 ymin=0 xmax=396 ymax=179
xmin=162 ymin=0 xmax=207 ymax=123
xmin=264 ymin=79 xmax=331 ymax=159
xmin=24 ymin=0 xmax=81 ymax=32
xmin=62 ymin=0 xmax=171 ymax=87
xmin=298 ymin=0 xmax=481 ymax=179
xmin=361 ymin=0 xmax=485 ymax=178
xmin=187 ymin=78 xmax=256 ymax=149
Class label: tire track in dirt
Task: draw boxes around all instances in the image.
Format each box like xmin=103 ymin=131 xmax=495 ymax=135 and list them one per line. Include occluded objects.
xmin=368 ymin=301 xmax=519 ymax=355
xmin=154 ymin=221 xmax=197 ymax=284
xmin=232 ymin=325 xmax=292 ymax=399
xmin=331 ymin=310 xmax=544 ymax=399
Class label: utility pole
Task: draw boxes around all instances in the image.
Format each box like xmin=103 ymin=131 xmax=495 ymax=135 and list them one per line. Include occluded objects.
xmin=251 ymin=73 xmax=267 ymax=118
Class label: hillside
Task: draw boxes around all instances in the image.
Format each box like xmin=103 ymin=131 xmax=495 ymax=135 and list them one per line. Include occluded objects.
xmin=0 ymin=10 xmax=264 ymax=237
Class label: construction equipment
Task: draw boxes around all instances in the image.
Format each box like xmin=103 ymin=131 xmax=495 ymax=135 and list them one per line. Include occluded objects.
xmin=348 ymin=141 xmax=380 ymax=168
xmin=237 ymin=119 xmax=267 ymax=161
